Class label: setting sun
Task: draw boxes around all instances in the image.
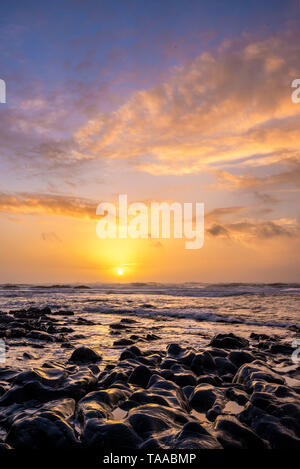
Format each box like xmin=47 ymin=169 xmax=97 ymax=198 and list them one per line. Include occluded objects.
xmin=117 ymin=268 xmax=124 ymax=276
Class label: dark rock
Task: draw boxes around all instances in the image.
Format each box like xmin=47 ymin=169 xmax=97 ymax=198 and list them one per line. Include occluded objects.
xmin=228 ymin=350 xmax=255 ymax=367
xmin=269 ymin=343 xmax=294 ymax=355
xmin=145 ymin=333 xmax=159 ymax=341
xmin=172 ymin=373 xmax=197 ymax=388
xmin=6 ymin=409 xmax=79 ymax=449
xmin=225 ymin=387 xmax=249 ymax=405
xmin=197 ymin=375 xmax=222 ymax=386
xmin=167 ymin=343 xmax=184 ymax=357
xmin=215 ymin=357 xmax=237 ymax=375
xmin=128 ymin=365 xmax=152 ymax=388
xmin=251 ymin=414 xmax=300 ymax=449
xmin=26 ymin=330 xmax=54 ymax=342
xmin=82 ymin=420 xmax=142 ymax=449
xmin=215 ymin=415 xmax=268 ymax=449
xmin=191 ymin=351 xmax=216 ymax=374
xmin=233 ymin=361 xmax=285 ymax=389
xmin=113 ymin=338 xmax=134 ymax=346
xmin=189 ymin=384 xmax=217 ymax=412
xmin=128 ymin=404 xmax=189 ymax=438
xmin=210 ymin=333 xmax=249 ymax=349
xmin=110 ymin=323 xmax=128 ymax=330
xmin=69 ymin=346 xmax=101 ymax=363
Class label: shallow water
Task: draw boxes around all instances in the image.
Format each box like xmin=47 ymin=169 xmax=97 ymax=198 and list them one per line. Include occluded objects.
xmin=1 ymin=282 xmax=299 ymax=371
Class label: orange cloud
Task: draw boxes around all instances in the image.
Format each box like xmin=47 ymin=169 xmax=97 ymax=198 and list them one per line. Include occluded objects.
xmin=0 ymin=192 xmax=98 ymax=220
xmin=72 ymin=29 xmax=300 ymax=176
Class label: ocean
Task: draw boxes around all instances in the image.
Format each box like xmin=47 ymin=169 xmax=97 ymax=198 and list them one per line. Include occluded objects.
xmin=1 ymin=283 xmax=299 ymax=368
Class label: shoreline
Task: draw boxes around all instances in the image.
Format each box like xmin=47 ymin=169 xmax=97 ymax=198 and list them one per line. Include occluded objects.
xmin=0 ymin=305 xmax=299 ymax=450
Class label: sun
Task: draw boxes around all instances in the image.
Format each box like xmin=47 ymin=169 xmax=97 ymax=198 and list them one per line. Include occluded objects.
xmin=117 ymin=268 xmax=124 ymax=276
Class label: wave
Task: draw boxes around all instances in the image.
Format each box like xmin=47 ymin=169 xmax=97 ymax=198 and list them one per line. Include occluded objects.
xmin=83 ymin=305 xmax=300 ymax=329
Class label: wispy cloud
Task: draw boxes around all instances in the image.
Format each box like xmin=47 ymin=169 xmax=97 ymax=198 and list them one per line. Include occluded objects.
xmin=0 ymin=192 xmax=98 ymax=220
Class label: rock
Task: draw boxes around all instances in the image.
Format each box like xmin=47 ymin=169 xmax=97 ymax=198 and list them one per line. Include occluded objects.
xmin=119 ymin=345 xmax=142 ymax=361
xmin=251 ymin=414 xmax=300 ymax=449
xmin=225 ymin=387 xmax=249 ymax=406
xmin=110 ymin=322 xmax=128 ymax=330
xmin=191 ymin=351 xmax=216 ymax=374
xmin=128 ymin=365 xmax=152 ymax=388
xmin=69 ymin=347 xmax=101 ymax=363
xmin=215 ymin=357 xmax=237 ymax=375
xmin=233 ymin=361 xmax=285 ymax=389
xmin=82 ymin=420 xmax=142 ymax=449
xmin=113 ymin=338 xmax=134 ymax=346
xmin=26 ymin=330 xmax=54 ymax=342
xmin=128 ymin=404 xmax=189 ymax=439
xmin=77 ymin=389 xmax=125 ymax=423
xmin=269 ymin=343 xmax=294 ymax=355
xmin=145 ymin=334 xmax=160 ymax=341
xmin=174 ymin=421 xmax=222 ymax=449
xmin=6 ymin=410 xmax=79 ymax=449
xmin=228 ymin=350 xmax=255 ymax=367
xmin=189 ymin=385 xmax=217 ymax=412
xmin=160 ymin=358 xmax=177 ymax=369
xmin=147 ymin=375 xmax=190 ymax=412
xmin=197 ymin=375 xmax=222 ymax=386
xmin=210 ymin=333 xmax=249 ymax=349
xmin=172 ymin=373 xmax=197 ymax=388
xmin=215 ymin=415 xmax=268 ymax=449
xmin=0 ymin=368 xmax=97 ymax=405
xmin=167 ymin=343 xmax=184 ymax=357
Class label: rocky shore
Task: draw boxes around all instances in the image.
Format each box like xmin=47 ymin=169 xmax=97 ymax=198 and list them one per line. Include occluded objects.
xmin=0 ymin=306 xmax=299 ymax=450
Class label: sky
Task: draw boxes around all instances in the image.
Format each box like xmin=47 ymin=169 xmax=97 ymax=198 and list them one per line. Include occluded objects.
xmin=0 ymin=0 xmax=300 ymax=283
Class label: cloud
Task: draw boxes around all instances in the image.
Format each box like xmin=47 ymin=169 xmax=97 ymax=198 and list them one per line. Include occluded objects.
xmin=71 ymin=27 xmax=300 ymax=176
xmin=41 ymin=232 xmax=62 ymax=243
xmin=0 ymin=192 xmax=98 ymax=220
xmin=206 ymin=218 xmax=300 ymax=241
xmin=214 ymin=155 xmax=300 ymax=191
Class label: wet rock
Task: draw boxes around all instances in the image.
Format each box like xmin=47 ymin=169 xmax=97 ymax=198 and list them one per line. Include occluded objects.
xmin=110 ymin=322 xmax=128 ymax=330
xmin=225 ymin=387 xmax=249 ymax=406
xmin=233 ymin=361 xmax=285 ymax=389
xmin=119 ymin=345 xmax=143 ymax=361
xmin=160 ymin=358 xmax=177 ymax=369
xmin=6 ymin=409 xmax=79 ymax=449
xmin=0 ymin=368 xmax=97 ymax=405
xmin=113 ymin=338 xmax=134 ymax=346
xmin=128 ymin=404 xmax=189 ymax=438
xmin=215 ymin=415 xmax=268 ymax=449
xmin=167 ymin=343 xmax=184 ymax=357
xmin=210 ymin=333 xmax=249 ymax=349
xmin=145 ymin=333 xmax=160 ymax=341
xmin=128 ymin=365 xmax=152 ymax=388
xmin=174 ymin=421 xmax=222 ymax=449
xmin=269 ymin=343 xmax=294 ymax=355
xmin=189 ymin=384 xmax=217 ymax=412
xmin=147 ymin=375 xmax=190 ymax=412
xmin=69 ymin=346 xmax=101 ymax=363
xmin=228 ymin=350 xmax=255 ymax=367
xmin=77 ymin=388 xmax=129 ymax=423
xmin=172 ymin=373 xmax=197 ymax=388
xmin=26 ymin=330 xmax=54 ymax=342
xmin=197 ymin=375 xmax=222 ymax=386
xmin=251 ymin=414 xmax=300 ymax=449
xmin=23 ymin=352 xmax=35 ymax=359
xmin=215 ymin=357 xmax=237 ymax=375
xmin=82 ymin=420 xmax=142 ymax=449
xmin=176 ymin=350 xmax=195 ymax=367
